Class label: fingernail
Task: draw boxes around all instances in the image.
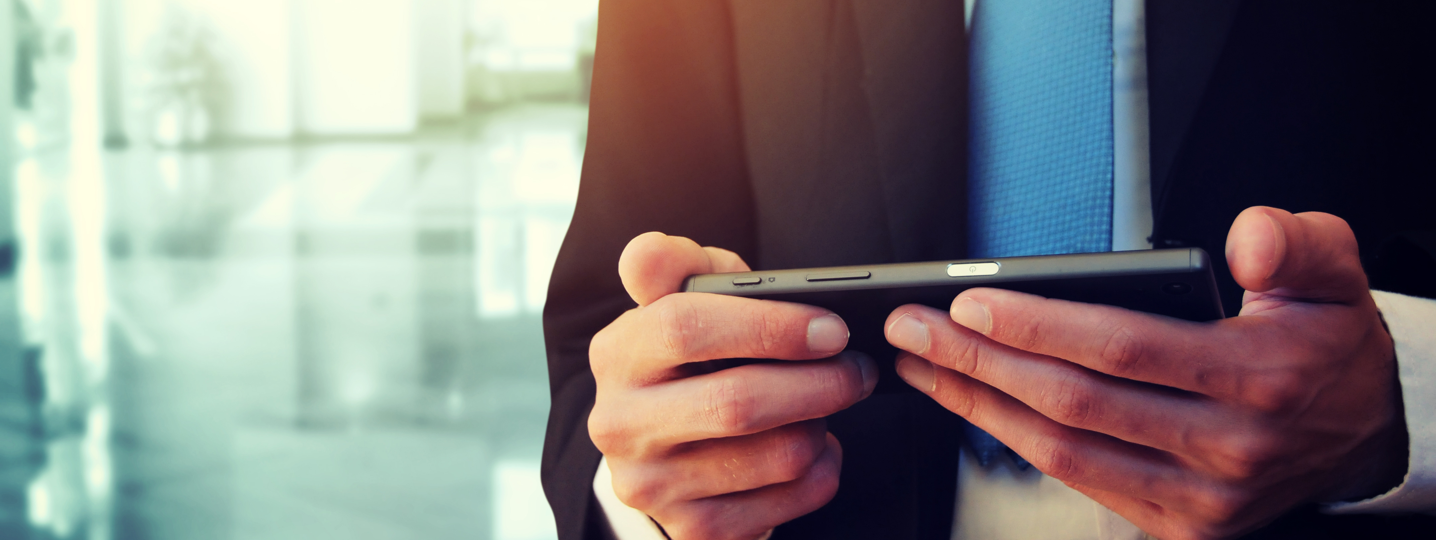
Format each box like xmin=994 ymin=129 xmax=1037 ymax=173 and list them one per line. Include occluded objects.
xmin=886 ymin=313 xmax=929 ymax=353
xmin=807 ymin=314 xmax=848 ymax=354
xmin=896 ymin=355 xmax=936 ymax=392
xmin=951 ymin=298 xmax=991 ymax=335
xmin=852 ymin=352 xmax=878 ymax=396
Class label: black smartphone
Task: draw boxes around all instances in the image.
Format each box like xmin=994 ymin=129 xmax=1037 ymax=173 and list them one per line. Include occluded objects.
xmin=683 ymin=248 xmax=1225 ymax=393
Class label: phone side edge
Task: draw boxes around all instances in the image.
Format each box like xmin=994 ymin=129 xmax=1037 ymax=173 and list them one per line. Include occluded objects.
xmin=1189 ymin=247 xmax=1210 ymax=272
xmin=1187 ymin=247 xmax=1226 ymax=320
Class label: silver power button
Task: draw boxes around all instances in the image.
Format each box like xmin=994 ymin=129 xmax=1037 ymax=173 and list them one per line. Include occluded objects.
xmin=947 ymin=262 xmax=1000 ymax=277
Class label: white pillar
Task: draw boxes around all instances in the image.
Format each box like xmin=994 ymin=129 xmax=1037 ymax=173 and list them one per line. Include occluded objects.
xmin=98 ymin=0 xmax=128 ymax=147
xmin=414 ymin=0 xmax=467 ymax=121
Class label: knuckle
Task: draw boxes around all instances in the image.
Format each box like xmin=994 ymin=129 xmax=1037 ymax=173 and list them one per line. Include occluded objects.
xmin=1191 ymin=486 xmax=1252 ymax=526
xmin=1000 ymin=309 xmax=1046 ymax=352
xmin=610 ymin=471 xmax=662 ymax=511
xmin=815 ymin=361 xmax=862 ymax=408
xmin=704 ymin=377 xmax=756 ymax=434
xmin=1168 ymin=524 xmax=1227 ymax=540
xmin=588 ymin=320 xmax=622 ymax=379
xmin=653 ymin=297 xmax=701 ymax=361
xmin=1040 ymin=373 xmax=1098 ymax=427
xmin=589 ymin=400 xmax=666 ymax=458
xmin=789 ymin=442 xmax=842 ymax=513
xmin=663 ymin=518 xmax=726 ymax=540
xmin=669 ymin=503 xmax=756 ymax=540
xmin=752 ymin=308 xmax=790 ymax=358
xmin=769 ymin=431 xmax=822 ymax=483
xmin=1215 ymin=432 xmax=1282 ymax=480
xmin=587 ymin=409 xmax=628 ymax=456
xmin=808 ymin=458 xmax=842 ymax=505
xmin=947 ymin=379 xmax=980 ymax=418
xmin=1098 ymin=325 xmax=1143 ymax=377
xmin=1027 ymin=433 xmax=1082 ymax=481
xmin=810 ymin=368 xmax=844 ymax=410
xmin=1241 ymin=372 xmax=1308 ymax=414
xmin=950 ymin=333 xmax=985 ymax=375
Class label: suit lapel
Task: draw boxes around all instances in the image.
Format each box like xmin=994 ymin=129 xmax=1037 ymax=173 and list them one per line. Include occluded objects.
xmin=1145 ymin=0 xmax=1242 ymax=223
xmin=850 ymin=0 xmax=970 ymax=263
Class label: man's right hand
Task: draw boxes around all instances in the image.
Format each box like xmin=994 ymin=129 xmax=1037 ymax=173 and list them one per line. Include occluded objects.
xmin=588 ymin=232 xmax=877 ymax=540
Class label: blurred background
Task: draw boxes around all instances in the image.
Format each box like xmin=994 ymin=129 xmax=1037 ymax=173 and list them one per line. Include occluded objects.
xmin=1 ymin=0 xmax=596 ymax=538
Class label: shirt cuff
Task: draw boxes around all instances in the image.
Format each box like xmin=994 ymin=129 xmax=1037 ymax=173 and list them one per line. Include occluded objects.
xmin=594 ymin=456 xmax=670 ymax=540
xmin=592 ymin=456 xmax=777 ymax=540
xmin=1326 ymin=290 xmax=1435 ymax=513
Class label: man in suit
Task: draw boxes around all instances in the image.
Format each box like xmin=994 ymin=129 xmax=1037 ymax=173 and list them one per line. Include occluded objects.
xmin=542 ymin=0 xmax=1435 ymax=538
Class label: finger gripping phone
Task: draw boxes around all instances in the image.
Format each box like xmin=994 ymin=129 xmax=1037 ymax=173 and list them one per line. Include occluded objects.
xmin=682 ymin=248 xmax=1225 ymax=394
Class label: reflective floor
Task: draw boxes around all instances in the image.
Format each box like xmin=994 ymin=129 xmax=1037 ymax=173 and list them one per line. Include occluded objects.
xmin=1 ymin=103 xmax=584 ymax=539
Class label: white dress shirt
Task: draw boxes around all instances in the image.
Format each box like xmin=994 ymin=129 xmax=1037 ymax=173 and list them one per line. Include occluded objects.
xmin=593 ymin=1 xmax=1437 ymax=537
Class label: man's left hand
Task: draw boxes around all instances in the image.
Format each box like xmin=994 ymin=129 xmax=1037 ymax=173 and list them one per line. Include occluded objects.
xmin=884 ymin=207 xmax=1407 ymax=540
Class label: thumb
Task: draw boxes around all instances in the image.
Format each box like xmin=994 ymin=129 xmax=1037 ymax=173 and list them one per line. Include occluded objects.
xmin=1225 ymin=206 xmax=1370 ymax=303
xmin=617 ymin=232 xmax=751 ymax=306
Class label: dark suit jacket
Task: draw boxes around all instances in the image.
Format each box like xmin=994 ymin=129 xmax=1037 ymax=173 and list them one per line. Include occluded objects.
xmin=542 ymin=1 xmax=1435 ymax=538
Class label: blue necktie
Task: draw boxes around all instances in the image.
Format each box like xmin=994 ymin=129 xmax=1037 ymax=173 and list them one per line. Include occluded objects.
xmin=965 ymin=0 xmax=1114 ymax=467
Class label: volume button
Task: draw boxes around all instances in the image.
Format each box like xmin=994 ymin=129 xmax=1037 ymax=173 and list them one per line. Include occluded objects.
xmin=805 ymin=271 xmax=871 ymax=282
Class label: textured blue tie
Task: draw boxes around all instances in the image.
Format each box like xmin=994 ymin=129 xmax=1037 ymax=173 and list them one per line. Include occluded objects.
xmin=969 ymin=0 xmax=1113 ymax=258
xmin=965 ymin=0 xmax=1114 ymax=468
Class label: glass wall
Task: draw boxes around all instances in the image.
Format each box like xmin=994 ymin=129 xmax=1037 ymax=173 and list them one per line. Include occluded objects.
xmin=3 ymin=1 xmax=595 ymax=538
